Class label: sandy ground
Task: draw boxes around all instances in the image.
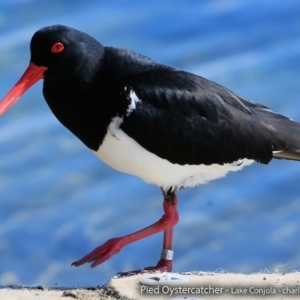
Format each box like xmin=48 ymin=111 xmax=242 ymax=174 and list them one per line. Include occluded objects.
xmin=0 ymin=271 xmax=299 ymax=300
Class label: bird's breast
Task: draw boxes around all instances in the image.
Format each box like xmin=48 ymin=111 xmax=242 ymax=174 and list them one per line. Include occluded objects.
xmin=92 ymin=116 xmax=254 ymax=192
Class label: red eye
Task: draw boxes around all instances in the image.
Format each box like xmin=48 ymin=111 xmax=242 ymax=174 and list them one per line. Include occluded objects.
xmin=51 ymin=42 xmax=64 ymax=53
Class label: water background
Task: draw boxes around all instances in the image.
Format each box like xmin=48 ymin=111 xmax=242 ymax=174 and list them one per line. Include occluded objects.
xmin=0 ymin=0 xmax=300 ymax=287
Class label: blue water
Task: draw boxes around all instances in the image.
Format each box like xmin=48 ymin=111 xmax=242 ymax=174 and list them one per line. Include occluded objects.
xmin=0 ymin=0 xmax=300 ymax=287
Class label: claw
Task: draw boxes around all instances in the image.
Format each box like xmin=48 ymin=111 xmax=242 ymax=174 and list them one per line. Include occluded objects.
xmin=72 ymin=237 xmax=123 ymax=267
xmin=116 ymin=258 xmax=173 ymax=277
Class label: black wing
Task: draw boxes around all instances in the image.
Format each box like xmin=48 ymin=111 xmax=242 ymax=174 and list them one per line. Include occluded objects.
xmin=120 ymin=68 xmax=300 ymax=165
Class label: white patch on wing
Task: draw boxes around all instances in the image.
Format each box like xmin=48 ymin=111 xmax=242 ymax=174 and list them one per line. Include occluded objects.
xmin=126 ymin=90 xmax=140 ymax=115
xmin=93 ymin=110 xmax=254 ymax=191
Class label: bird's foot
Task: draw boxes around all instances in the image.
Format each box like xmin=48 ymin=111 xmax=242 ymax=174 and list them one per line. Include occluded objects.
xmin=72 ymin=198 xmax=178 ymax=269
xmin=116 ymin=258 xmax=173 ymax=277
xmin=72 ymin=237 xmax=124 ymax=268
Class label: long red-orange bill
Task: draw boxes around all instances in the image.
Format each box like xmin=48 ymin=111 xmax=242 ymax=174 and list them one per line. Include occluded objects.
xmin=0 ymin=62 xmax=47 ymax=115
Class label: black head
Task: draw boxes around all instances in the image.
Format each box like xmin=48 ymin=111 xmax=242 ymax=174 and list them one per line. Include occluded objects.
xmin=31 ymin=25 xmax=105 ymax=80
xmin=0 ymin=25 xmax=105 ymax=114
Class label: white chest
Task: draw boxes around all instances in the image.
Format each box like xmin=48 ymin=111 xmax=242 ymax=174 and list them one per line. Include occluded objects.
xmin=92 ymin=118 xmax=254 ymax=191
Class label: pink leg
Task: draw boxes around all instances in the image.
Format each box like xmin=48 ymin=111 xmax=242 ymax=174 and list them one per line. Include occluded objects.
xmin=72 ymin=192 xmax=179 ymax=272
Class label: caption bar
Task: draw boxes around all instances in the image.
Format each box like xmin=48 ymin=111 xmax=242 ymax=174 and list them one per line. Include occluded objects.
xmin=140 ymin=285 xmax=300 ymax=296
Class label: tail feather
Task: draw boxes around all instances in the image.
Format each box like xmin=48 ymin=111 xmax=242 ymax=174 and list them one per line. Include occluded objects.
xmin=273 ymin=150 xmax=300 ymax=161
xmin=252 ymin=103 xmax=300 ymax=162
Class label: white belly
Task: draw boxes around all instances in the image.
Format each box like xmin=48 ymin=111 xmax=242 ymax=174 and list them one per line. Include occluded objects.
xmin=92 ymin=118 xmax=254 ymax=191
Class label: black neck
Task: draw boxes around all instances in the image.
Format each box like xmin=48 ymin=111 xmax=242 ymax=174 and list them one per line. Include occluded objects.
xmin=41 ymin=46 xmax=162 ymax=150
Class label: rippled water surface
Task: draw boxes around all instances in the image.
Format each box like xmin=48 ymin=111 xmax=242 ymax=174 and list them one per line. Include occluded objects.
xmin=0 ymin=0 xmax=300 ymax=287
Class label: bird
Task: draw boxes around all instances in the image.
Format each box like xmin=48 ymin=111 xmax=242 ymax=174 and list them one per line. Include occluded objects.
xmin=1 ymin=24 xmax=300 ymax=274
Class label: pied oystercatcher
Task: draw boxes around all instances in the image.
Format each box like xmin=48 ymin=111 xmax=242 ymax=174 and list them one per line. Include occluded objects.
xmin=0 ymin=25 xmax=300 ymax=273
